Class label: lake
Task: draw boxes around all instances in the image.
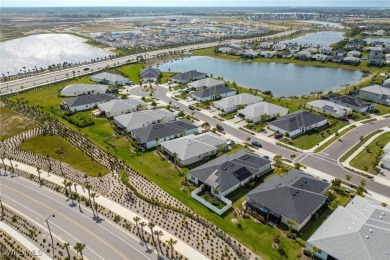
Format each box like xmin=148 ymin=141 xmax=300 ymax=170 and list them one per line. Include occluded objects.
xmin=297 ymin=20 xmax=345 ymax=29
xmin=364 ymin=38 xmax=390 ymax=44
xmin=157 ymin=56 xmax=363 ymax=97
xmin=280 ymin=31 xmax=344 ymax=48
xmin=0 ymin=34 xmax=113 ymax=76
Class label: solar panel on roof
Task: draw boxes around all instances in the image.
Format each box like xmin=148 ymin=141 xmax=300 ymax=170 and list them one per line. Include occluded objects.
xmin=233 ymin=167 xmax=252 ymax=181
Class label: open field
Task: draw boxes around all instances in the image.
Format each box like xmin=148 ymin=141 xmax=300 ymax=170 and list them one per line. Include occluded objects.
xmin=350 ymin=132 xmax=390 ymax=174
xmin=19 ymin=134 xmax=109 ymax=176
xmin=0 ymin=108 xmax=37 ymax=140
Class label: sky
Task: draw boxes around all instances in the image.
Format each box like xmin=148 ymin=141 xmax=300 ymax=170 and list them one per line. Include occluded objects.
xmin=1 ymin=0 xmax=388 ymax=7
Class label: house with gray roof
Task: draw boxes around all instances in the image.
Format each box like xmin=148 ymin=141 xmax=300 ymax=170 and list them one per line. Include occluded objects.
xmin=307 ymin=196 xmax=390 ymax=260
xmin=342 ymin=56 xmax=360 ymax=65
xmin=161 ymin=132 xmax=227 ymax=166
xmin=130 ymin=120 xmax=198 ymax=149
xmin=188 ymin=78 xmax=225 ymax=90
xmin=246 ymin=169 xmax=329 ymax=231
xmin=91 ymin=72 xmax=129 ymax=86
xmin=213 ymin=94 xmax=264 ymax=113
xmin=330 ymin=95 xmax=374 ymax=113
xmin=268 ymin=110 xmax=328 ymax=138
xmin=61 ymin=93 xmax=116 ymax=112
xmin=358 ymin=84 xmax=390 ymax=106
xmin=114 ymin=108 xmax=175 ymax=132
xmin=306 ymin=100 xmax=352 ymax=118
xmin=190 ymin=149 xmax=272 ymax=215
xmin=60 ymin=84 xmax=108 ymax=97
xmin=191 ymin=85 xmax=236 ymax=102
xmin=97 ymin=98 xmax=146 ymax=118
xmin=237 ymin=102 xmax=289 ymax=123
xmin=140 ymin=67 xmax=161 ymax=82
xmin=242 ymin=49 xmax=259 ymax=58
xmin=171 ymin=70 xmax=207 ymax=84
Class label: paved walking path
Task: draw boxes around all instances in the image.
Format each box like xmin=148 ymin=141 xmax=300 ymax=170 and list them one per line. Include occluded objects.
xmin=3 ymin=159 xmax=208 ymax=260
xmin=1 ymin=222 xmax=52 ymax=260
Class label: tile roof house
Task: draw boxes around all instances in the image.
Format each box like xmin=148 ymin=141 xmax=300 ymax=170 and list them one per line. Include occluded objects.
xmin=330 ymin=95 xmax=374 ymax=113
xmin=161 ymin=132 xmax=227 ymax=166
xmin=190 ymin=150 xmax=272 ymax=215
xmin=358 ymin=84 xmax=390 ymax=106
xmin=91 ymin=72 xmax=129 ymax=86
xmin=213 ymin=94 xmax=264 ymax=113
xmin=60 ymin=84 xmax=108 ymax=97
xmin=62 ymin=93 xmax=116 ymax=112
xmin=188 ymin=78 xmax=225 ymax=90
xmin=97 ymin=98 xmax=147 ymax=118
xmin=114 ymin=108 xmax=175 ymax=132
xmin=246 ymin=169 xmax=329 ymax=231
xmin=130 ymin=120 xmax=198 ymax=149
xmin=307 ymin=196 xmax=390 ymax=260
xmin=140 ymin=67 xmax=161 ymax=81
xmin=306 ymin=100 xmax=353 ymax=118
xmin=268 ymin=110 xmax=328 ymax=138
xmin=238 ymin=102 xmax=289 ymax=123
xmin=171 ymin=70 xmax=207 ymax=84
xmin=191 ymin=85 xmax=237 ymax=102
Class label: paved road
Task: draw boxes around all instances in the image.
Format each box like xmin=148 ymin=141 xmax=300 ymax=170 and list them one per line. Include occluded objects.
xmin=0 ymin=30 xmax=297 ymax=95
xmin=0 ymin=174 xmax=161 ymax=260
xmin=140 ymin=85 xmax=390 ymax=198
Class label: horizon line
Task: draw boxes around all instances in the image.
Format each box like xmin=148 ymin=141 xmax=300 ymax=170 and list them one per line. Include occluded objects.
xmin=1 ymin=5 xmax=387 ymax=8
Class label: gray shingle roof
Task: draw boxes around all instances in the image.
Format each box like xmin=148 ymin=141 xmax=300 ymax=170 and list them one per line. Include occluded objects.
xmin=213 ymin=94 xmax=263 ymax=111
xmin=140 ymin=67 xmax=161 ymax=78
xmin=268 ymin=110 xmax=327 ymax=132
xmin=188 ymin=78 xmax=225 ymax=89
xmin=247 ymin=169 xmax=329 ymax=224
xmin=237 ymin=102 xmax=288 ymax=118
xmin=190 ymin=150 xmax=271 ymax=193
xmin=60 ymin=84 xmax=107 ymax=96
xmin=91 ymin=72 xmax=128 ymax=83
xmin=192 ymin=85 xmax=236 ymax=99
xmin=331 ymin=95 xmax=372 ymax=108
xmin=97 ymin=98 xmax=146 ymax=114
xmin=64 ymin=94 xmax=116 ymax=108
xmin=171 ymin=70 xmax=207 ymax=81
xmin=308 ymin=196 xmax=390 ymax=260
xmin=131 ymin=120 xmax=197 ymax=144
xmin=114 ymin=108 xmax=175 ymax=130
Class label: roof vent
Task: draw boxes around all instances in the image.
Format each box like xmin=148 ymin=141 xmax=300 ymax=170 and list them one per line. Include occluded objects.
xmin=382 ymin=212 xmax=385 ymax=215
xmin=370 ymin=229 xmax=373 ymax=233
xmin=223 ymin=167 xmax=227 ymax=170
xmin=348 ymin=227 xmax=351 ymax=230
xmin=380 ymin=216 xmax=383 ymax=219
xmin=230 ymin=164 xmax=234 ymax=167
xmin=365 ymin=235 xmax=369 ymax=239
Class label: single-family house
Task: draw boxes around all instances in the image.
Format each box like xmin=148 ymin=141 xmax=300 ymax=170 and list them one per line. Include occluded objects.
xmin=347 ymin=50 xmax=361 ymax=57
xmin=91 ymin=72 xmax=129 ymax=86
xmin=320 ymin=47 xmax=332 ymax=55
xmin=358 ymin=84 xmax=390 ymax=106
xmin=97 ymin=98 xmax=146 ymax=118
xmin=191 ymin=85 xmax=236 ymax=102
xmin=330 ymin=95 xmax=374 ymax=113
xmin=189 ymin=150 xmax=272 ymax=214
xmin=345 ymin=42 xmax=361 ymax=51
xmin=130 ymin=120 xmax=198 ymax=149
xmin=334 ymin=50 xmax=346 ymax=57
xmin=273 ymin=43 xmax=287 ymax=51
xmin=188 ymin=78 xmax=225 ymax=90
xmin=268 ymin=110 xmax=328 ymax=138
xmin=60 ymin=84 xmax=108 ymax=97
xmin=171 ymin=70 xmax=207 ymax=84
xmin=311 ymin=54 xmax=328 ymax=62
xmin=140 ymin=67 xmax=161 ymax=82
xmin=242 ymin=49 xmax=259 ymax=58
xmin=114 ymin=108 xmax=176 ymax=132
xmin=246 ymin=169 xmax=329 ymax=231
xmin=260 ymin=51 xmax=277 ymax=58
xmin=288 ymin=44 xmax=300 ymax=53
xmin=61 ymin=93 xmax=116 ymax=112
xmin=368 ymin=50 xmax=384 ymax=66
xmin=213 ymin=93 xmax=264 ymax=113
xmin=306 ymin=100 xmax=352 ymax=118
xmin=259 ymin=42 xmax=272 ymax=49
xmin=237 ymin=102 xmax=288 ymax=123
xmin=307 ymin=196 xmax=390 ymax=260
xmin=295 ymin=50 xmax=312 ymax=60
xmin=161 ymin=132 xmax=227 ymax=166
xmin=343 ymin=56 xmax=360 ymax=65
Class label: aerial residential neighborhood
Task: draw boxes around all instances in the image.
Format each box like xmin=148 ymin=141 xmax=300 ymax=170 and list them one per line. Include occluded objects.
xmin=1 ymin=2 xmax=390 ymax=260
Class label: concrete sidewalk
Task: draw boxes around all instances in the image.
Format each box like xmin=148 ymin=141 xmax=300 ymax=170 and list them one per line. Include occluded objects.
xmin=1 ymin=222 xmax=52 ymax=260
xmin=3 ymin=159 xmax=208 ymax=260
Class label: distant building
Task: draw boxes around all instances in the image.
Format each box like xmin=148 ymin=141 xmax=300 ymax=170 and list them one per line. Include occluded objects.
xmin=171 ymin=70 xmax=207 ymax=84
xmin=237 ymin=102 xmax=289 ymax=123
xmin=358 ymin=84 xmax=390 ymax=106
xmin=91 ymin=72 xmax=129 ymax=86
xmin=60 ymin=84 xmax=108 ymax=97
xmin=306 ymin=100 xmax=352 ymax=118
xmin=62 ymin=94 xmax=116 ymax=112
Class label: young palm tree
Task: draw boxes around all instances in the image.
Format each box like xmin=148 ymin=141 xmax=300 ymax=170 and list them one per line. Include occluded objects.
xmin=73 ymin=242 xmax=86 ymax=260
xmin=0 ymin=153 xmax=6 ymax=170
xmin=172 ymin=152 xmax=178 ymax=168
xmin=167 ymin=238 xmax=177 ymax=258
xmin=154 ymin=136 xmax=160 ymax=152
xmin=148 ymin=222 xmax=156 ymax=246
xmin=153 ymin=230 xmax=163 ymax=252
xmin=63 ymin=243 xmax=71 ymax=260
xmin=91 ymin=192 xmax=98 ymax=217
xmin=139 ymin=221 xmax=146 ymax=240
xmin=133 ymin=216 xmax=141 ymax=236
xmin=85 ymin=183 xmax=94 ymax=214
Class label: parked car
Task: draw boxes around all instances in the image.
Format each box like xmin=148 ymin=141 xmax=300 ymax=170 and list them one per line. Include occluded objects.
xmin=274 ymin=132 xmax=283 ymax=139
xmin=227 ymin=139 xmax=235 ymax=146
xmin=186 ymin=97 xmax=193 ymax=102
xmin=83 ymin=67 xmax=90 ymax=71
xmin=188 ymin=105 xmax=195 ymax=110
xmin=263 ymin=155 xmax=269 ymax=160
xmin=173 ymin=104 xmax=180 ymax=109
xmin=252 ymin=141 xmax=262 ymax=148
xmin=216 ymin=124 xmax=224 ymax=131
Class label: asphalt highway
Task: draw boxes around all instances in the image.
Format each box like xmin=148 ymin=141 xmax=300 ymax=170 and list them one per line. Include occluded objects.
xmin=0 ymin=174 xmax=161 ymax=260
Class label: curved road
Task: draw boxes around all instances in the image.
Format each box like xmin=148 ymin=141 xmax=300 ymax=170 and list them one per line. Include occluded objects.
xmin=0 ymin=173 xmax=160 ymax=260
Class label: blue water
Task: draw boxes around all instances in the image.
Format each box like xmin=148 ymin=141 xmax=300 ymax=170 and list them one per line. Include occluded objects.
xmin=157 ymin=56 xmax=363 ymax=97
xmin=280 ymin=31 xmax=345 ymax=48
xmin=364 ymin=38 xmax=390 ymax=44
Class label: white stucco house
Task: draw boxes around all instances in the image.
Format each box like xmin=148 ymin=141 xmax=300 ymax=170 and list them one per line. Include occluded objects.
xmin=60 ymin=84 xmax=108 ymax=97
xmin=237 ymin=102 xmax=288 ymax=123
xmin=97 ymin=98 xmax=147 ymax=118
xmin=213 ymin=93 xmax=264 ymax=113
xmin=91 ymin=72 xmax=129 ymax=86
xmin=306 ymin=100 xmax=352 ymax=118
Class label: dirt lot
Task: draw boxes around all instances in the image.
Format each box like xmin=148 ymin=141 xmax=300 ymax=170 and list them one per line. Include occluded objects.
xmin=0 ymin=108 xmax=37 ymax=140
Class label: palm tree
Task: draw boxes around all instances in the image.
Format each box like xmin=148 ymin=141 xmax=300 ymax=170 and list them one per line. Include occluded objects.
xmin=64 ymin=243 xmax=71 ymax=260
xmin=74 ymin=242 xmax=86 ymax=259
xmin=154 ymin=230 xmax=163 ymax=252
xmin=133 ymin=216 xmax=141 ymax=236
xmin=139 ymin=221 xmax=146 ymax=240
xmin=167 ymin=238 xmax=177 ymax=258
xmin=154 ymin=136 xmax=160 ymax=152
xmin=148 ymin=222 xmax=156 ymax=246
xmin=36 ymin=167 xmax=42 ymax=185
xmin=85 ymin=183 xmax=94 ymax=214
xmin=0 ymin=153 xmax=6 ymax=171
xmin=91 ymin=192 xmax=98 ymax=217
xmin=287 ymin=220 xmax=296 ymax=232
xmin=172 ymin=152 xmax=178 ymax=168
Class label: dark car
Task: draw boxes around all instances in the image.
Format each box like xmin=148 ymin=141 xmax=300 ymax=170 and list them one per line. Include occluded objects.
xmin=83 ymin=68 xmax=90 ymax=71
xmin=216 ymin=124 xmax=224 ymax=131
xmin=252 ymin=141 xmax=262 ymax=148
xmin=263 ymin=155 xmax=269 ymax=160
xmin=188 ymin=105 xmax=195 ymax=110
xmin=274 ymin=132 xmax=283 ymax=139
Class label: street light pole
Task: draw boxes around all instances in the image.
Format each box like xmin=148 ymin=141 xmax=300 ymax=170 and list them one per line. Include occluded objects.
xmin=46 ymin=214 xmax=55 ymax=259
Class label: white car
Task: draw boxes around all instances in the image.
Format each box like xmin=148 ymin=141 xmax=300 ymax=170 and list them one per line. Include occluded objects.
xmin=186 ymin=97 xmax=193 ymax=102
xmin=227 ymin=139 xmax=235 ymax=146
xmin=173 ymin=104 xmax=180 ymax=109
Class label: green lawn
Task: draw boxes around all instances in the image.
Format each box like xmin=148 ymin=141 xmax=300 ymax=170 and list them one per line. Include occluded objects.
xmin=0 ymin=108 xmax=37 ymax=140
xmin=350 ymin=132 xmax=390 ymax=174
xmin=19 ymin=134 xmax=109 ymax=176
xmin=314 ymin=125 xmax=356 ymax=153
xmin=281 ymin=119 xmax=349 ymax=150
xmin=160 ymin=72 xmax=176 ymax=84
xmin=373 ymin=104 xmax=390 ymax=116
xmin=119 ymin=63 xmax=144 ymax=84
xmin=244 ymin=122 xmax=268 ymax=133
